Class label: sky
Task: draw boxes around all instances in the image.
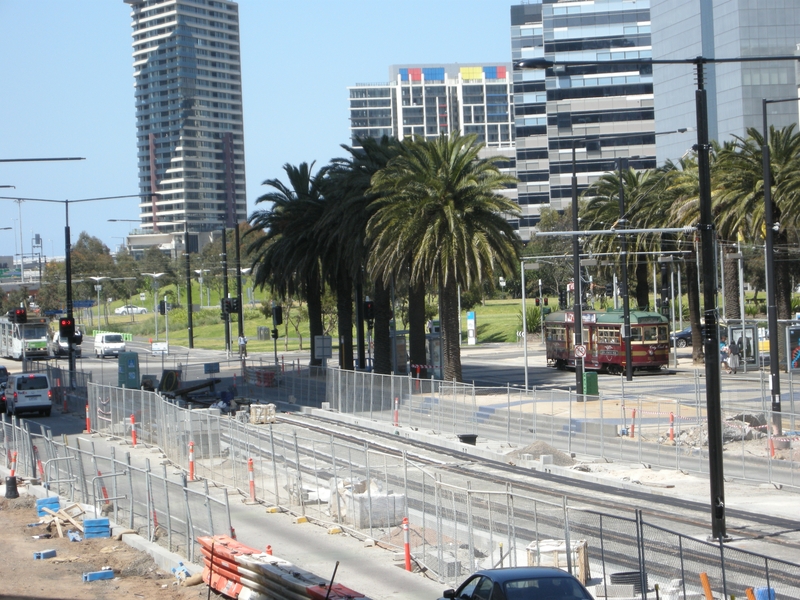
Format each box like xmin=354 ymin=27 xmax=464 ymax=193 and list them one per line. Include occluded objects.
xmin=0 ymin=1 xmax=514 ymax=263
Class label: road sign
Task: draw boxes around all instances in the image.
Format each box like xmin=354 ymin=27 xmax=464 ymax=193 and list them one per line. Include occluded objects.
xmin=574 ymin=344 xmax=587 ymax=358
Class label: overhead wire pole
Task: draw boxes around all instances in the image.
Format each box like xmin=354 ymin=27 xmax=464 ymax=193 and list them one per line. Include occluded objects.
xmin=234 ymin=222 xmax=244 ymax=343
xmin=761 ymin=96 xmax=796 ymax=436
xmin=220 ymin=227 xmax=231 ymax=356
xmin=570 ymin=142 xmax=584 ymax=397
xmin=185 ymin=222 xmax=193 ymax=349
xmin=617 ymin=158 xmax=633 ymax=381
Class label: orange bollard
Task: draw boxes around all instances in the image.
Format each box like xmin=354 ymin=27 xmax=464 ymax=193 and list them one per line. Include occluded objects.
xmin=403 ymin=517 xmax=411 ymax=571
xmin=85 ymin=404 xmax=91 ymax=433
xmin=248 ymin=458 xmax=256 ymax=502
xmin=98 ymin=470 xmax=110 ymax=504
xmin=265 ymin=545 xmax=272 ymax=555
xmin=188 ymin=441 xmax=195 ymax=481
xmin=33 ymin=446 xmax=45 ymax=480
xmin=630 ymin=409 xmax=636 ymax=438
xmin=393 ymin=397 xmax=399 ymax=427
xmin=669 ymin=412 xmax=675 ymax=442
xmin=230 ymin=527 xmax=237 ymax=540
xmin=9 ymin=451 xmax=17 ymax=478
xmin=130 ymin=414 xmax=137 ymax=448
xmin=769 ymin=438 xmax=776 ymax=458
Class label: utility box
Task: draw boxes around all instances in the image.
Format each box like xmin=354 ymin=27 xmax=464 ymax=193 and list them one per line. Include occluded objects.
xmin=582 ymin=371 xmax=599 ymax=398
xmin=117 ymin=352 xmax=140 ymax=388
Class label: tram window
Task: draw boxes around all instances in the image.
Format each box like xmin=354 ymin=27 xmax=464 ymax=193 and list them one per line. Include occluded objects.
xmin=549 ymin=326 xmax=566 ymax=342
xmin=597 ymin=326 xmax=619 ymax=344
xmin=658 ymin=326 xmax=668 ymax=341
xmin=631 ymin=327 xmax=642 ymax=342
xmin=642 ymin=326 xmax=658 ymax=342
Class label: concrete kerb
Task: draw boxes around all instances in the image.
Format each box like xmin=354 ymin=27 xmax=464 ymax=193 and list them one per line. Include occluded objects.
xmin=0 ymin=470 xmax=201 ymax=577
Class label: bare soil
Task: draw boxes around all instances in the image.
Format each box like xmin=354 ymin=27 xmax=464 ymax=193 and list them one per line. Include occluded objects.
xmin=0 ymin=494 xmax=220 ymax=600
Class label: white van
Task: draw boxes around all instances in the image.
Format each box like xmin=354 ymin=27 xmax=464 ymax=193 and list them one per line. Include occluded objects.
xmin=94 ymin=333 xmax=126 ymax=358
xmin=6 ymin=373 xmax=52 ymax=417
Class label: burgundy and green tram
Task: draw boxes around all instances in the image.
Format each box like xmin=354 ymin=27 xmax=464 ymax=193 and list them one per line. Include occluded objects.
xmin=543 ymin=309 xmax=670 ymax=374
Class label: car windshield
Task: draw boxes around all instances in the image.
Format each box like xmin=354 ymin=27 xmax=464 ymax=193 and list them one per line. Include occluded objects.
xmin=504 ymin=576 xmax=591 ymax=598
xmin=105 ymin=334 xmax=123 ymax=343
xmin=17 ymin=376 xmax=48 ymax=390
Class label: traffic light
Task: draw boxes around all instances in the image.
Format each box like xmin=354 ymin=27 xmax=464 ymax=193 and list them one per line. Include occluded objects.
xmin=558 ymin=289 xmax=567 ymax=307
xmin=605 ymin=282 xmax=614 ymax=296
xmin=543 ymin=297 xmax=548 ymax=306
xmin=13 ymin=308 xmax=26 ymax=324
xmin=363 ymin=300 xmax=374 ymax=321
xmin=271 ymin=328 xmax=279 ymax=340
xmin=158 ymin=300 xmax=166 ymax=315
xmin=535 ymin=298 xmax=540 ymax=306
xmin=272 ymin=305 xmax=283 ymax=326
xmin=229 ymin=297 xmax=240 ymax=313
xmin=59 ymin=317 xmax=75 ymax=340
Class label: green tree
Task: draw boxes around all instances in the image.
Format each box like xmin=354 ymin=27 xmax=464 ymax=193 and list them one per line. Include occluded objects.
xmin=247 ymin=163 xmax=328 ymax=366
xmin=715 ymin=125 xmax=800 ymax=364
xmin=368 ymin=133 xmax=521 ymax=382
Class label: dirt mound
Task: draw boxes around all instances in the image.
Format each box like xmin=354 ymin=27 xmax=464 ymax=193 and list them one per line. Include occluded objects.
xmin=507 ymin=441 xmax=575 ymax=467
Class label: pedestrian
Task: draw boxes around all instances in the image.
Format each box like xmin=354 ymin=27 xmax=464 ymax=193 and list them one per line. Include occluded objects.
xmin=238 ymin=335 xmax=248 ymax=358
xmin=728 ymin=338 xmax=740 ymax=374
xmin=720 ymin=335 xmax=730 ymax=373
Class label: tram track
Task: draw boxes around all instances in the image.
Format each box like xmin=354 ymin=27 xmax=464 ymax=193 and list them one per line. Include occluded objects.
xmin=277 ymin=413 xmax=800 ymax=553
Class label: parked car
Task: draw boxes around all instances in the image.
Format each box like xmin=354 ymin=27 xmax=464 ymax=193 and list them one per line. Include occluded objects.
xmin=671 ymin=326 xmax=694 ymax=348
xmin=0 ymin=383 xmax=6 ymax=413
xmin=114 ymin=305 xmax=147 ymax=315
xmin=0 ymin=365 xmax=8 ymax=386
xmin=439 ymin=567 xmax=593 ymax=600
xmin=6 ymin=373 xmax=52 ymax=417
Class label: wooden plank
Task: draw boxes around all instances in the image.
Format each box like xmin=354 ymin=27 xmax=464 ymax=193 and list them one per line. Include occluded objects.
xmin=745 ymin=589 xmax=757 ymax=600
xmin=699 ymin=572 xmax=714 ymax=600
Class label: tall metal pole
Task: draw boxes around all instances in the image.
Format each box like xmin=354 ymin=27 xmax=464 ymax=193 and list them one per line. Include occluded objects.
xmin=762 ymin=98 xmax=782 ymax=435
xmin=221 ymin=228 xmax=231 ymax=355
xmin=521 ymin=260 xmax=528 ymax=390
xmin=185 ymin=224 xmax=193 ymax=349
xmin=234 ymin=223 xmax=244 ymax=340
xmin=571 ymin=144 xmax=584 ymax=396
xmin=695 ymin=63 xmax=725 ymax=539
xmin=64 ymin=202 xmax=76 ymax=387
xmin=617 ymin=158 xmax=633 ymax=381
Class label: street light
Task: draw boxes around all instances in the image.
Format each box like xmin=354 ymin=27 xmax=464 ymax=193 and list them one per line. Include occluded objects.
xmin=517 ymin=52 xmax=800 ymax=541
xmin=89 ymin=276 xmax=108 ymax=329
xmin=142 ymin=272 xmax=164 ymax=341
xmin=761 ymin=96 xmax=797 ymax=436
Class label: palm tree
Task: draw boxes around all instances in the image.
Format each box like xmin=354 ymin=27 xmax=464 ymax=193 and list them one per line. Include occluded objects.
xmin=368 ymin=133 xmax=521 ymax=382
xmin=247 ymin=162 xmax=328 ymax=366
xmin=715 ymin=125 xmax=800 ymax=364
xmin=582 ymin=167 xmax=668 ymax=310
xmin=324 ymin=136 xmax=404 ymax=373
xmin=664 ymin=155 xmax=709 ymax=363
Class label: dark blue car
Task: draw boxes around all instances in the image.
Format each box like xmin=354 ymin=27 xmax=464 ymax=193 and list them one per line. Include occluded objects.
xmin=439 ymin=567 xmax=593 ymax=599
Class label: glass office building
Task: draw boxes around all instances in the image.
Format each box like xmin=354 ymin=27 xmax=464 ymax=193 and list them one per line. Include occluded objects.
xmin=511 ymin=0 xmax=659 ymax=238
xmin=123 ymin=0 xmax=247 ymax=238
xmin=652 ymin=0 xmax=800 ymax=163
xmin=348 ymin=64 xmax=518 ymax=227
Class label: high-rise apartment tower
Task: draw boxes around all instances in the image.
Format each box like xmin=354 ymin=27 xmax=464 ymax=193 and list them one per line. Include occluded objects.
xmin=123 ymin=0 xmax=246 ymax=241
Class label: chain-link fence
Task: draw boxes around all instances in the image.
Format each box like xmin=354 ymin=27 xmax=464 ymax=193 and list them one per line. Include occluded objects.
xmin=1 ymin=397 xmax=232 ymax=565
xmin=79 ymin=382 xmax=800 ymax=594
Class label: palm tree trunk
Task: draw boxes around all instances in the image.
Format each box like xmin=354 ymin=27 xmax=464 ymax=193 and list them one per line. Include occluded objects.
xmin=441 ymin=273 xmax=463 ymax=382
xmin=723 ymin=251 xmax=741 ymax=321
xmin=373 ymin=278 xmax=392 ymax=374
xmin=635 ymin=260 xmax=650 ymax=310
xmin=685 ymin=252 xmax=704 ymax=364
xmin=336 ymin=272 xmax=354 ymax=370
xmin=306 ymin=269 xmax=323 ymax=367
xmin=408 ymin=275 xmax=427 ymax=378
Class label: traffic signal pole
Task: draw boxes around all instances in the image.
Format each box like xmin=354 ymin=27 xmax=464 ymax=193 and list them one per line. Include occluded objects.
xmin=221 ymin=227 xmax=231 ymax=356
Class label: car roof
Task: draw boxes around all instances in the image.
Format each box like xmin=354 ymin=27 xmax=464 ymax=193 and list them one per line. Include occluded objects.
xmin=472 ymin=567 xmax=576 ymax=582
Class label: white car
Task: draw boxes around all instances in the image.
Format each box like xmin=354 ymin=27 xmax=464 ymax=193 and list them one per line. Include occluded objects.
xmin=115 ymin=305 xmax=148 ymax=315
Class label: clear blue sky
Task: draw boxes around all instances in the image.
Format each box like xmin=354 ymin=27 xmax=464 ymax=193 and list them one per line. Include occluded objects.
xmin=0 ymin=1 xmax=513 ymax=263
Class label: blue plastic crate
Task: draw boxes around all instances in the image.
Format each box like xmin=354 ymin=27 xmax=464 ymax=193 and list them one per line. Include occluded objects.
xmin=35 ymin=497 xmax=59 ymax=517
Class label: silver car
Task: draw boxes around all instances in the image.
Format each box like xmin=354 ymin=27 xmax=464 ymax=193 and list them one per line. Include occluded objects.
xmin=115 ymin=305 xmax=148 ymax=315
